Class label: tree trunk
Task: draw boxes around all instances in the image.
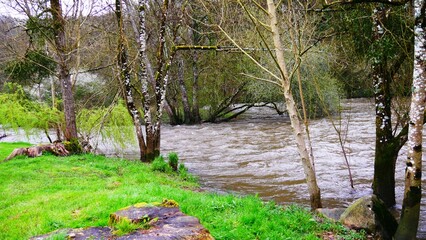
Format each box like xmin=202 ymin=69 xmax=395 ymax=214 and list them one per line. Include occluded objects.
xmin=371 ymin=6 xmax=406 ymax=207
xmin=115 ymin=0 xmax=147 ymax=161
xmin=395 ymin=1 xmax=425 ymax=237
xmin=138 ymin=0 xmax=173 ymax=162
xmin=177 ymin=56 xmax=192 ymax=124
xmin=145 ymin=124 xmax=161 ymax=162
xmin=373 ymin=142 xmax=399 ymax=206
xmin=50 ymin=0 xmax=78 ymax=141
xmin=189 ymin=16 xmax=202 ymax=124
xmin=267 ymin=0 xmax=322 ymax=210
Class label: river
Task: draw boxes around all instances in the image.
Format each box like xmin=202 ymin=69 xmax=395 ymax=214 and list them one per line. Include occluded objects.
xmin=2 ymin=99 xmax=425 ymax=237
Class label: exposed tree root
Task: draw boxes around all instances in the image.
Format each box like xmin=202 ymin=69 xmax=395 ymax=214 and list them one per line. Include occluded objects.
xmin=3 ymin=143 xmax=69 ymax=162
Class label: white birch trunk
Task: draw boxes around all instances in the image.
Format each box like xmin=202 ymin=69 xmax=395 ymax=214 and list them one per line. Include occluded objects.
xmin=395 ymin=0 xmax=425 ymax=237
xmin=266 ymin=0 xmax=322 ymax=209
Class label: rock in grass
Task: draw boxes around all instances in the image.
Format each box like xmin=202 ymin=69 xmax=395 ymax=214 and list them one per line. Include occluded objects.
xmin=31 ymin=199 xmax=214 ymax=239
xmin=110 ymin=200 xmax=213 ymax=239
xmin=30 ymin=227 xmax=112 ymax=240
xmin=315 ymin=208 xmax=346 ymax=222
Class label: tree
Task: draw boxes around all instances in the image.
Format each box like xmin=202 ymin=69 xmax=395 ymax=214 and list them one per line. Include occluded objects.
xmin=210 ymin=0 xmax=323 ymax=209
xmin=114 ymin=0 xmax=176 ymax=162
xmin=266 ymin=0 xmax=322 ymax=209
xmin=50 ymin=0 xmax=78 ymax=141
xmin=323 ymin=1 xmax=413 ymax=207
xmin=370 ymin=5 xmax=413 ymax=207
xmin=115 ymin=0 xmax=146 ymax=161
xmin=395 ymin=0 xmax=425 ymax=237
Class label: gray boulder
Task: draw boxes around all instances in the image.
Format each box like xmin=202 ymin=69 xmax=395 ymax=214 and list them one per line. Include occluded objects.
xmin=339 ymin=195 xmax=397 ymax=239
xmin=315 ymin=208 xmax=346 ymax=222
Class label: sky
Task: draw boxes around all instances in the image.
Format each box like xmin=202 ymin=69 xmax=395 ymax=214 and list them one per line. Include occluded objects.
xmin=0 ymin=0 xmax=115 ymax=19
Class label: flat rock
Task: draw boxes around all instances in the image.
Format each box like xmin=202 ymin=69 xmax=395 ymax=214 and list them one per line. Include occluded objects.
xmin=30 ymin=227 xmax=112 ymax=240
xmin=31 ymin=200 xmax=214 ymax=240
xmin=110 ymin=202 xmax=213 ymax=240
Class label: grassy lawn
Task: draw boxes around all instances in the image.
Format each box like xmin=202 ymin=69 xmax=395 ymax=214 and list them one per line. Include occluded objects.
xmin=0 ymin=142 xmax=365 ymax=239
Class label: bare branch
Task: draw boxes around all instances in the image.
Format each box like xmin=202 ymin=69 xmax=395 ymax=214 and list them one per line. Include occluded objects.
xmin=218 ymin=25 xmax=282 ymax=82
xmin=240 ymin=73 xmax=280 ymax=86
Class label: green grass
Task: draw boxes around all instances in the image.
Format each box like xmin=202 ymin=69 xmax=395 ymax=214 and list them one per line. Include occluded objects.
xmin=0 ymin=142 xmax=365 ymax=239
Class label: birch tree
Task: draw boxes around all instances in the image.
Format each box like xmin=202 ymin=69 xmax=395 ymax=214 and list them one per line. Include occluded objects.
xmin=115 ymin=0 xmax=146 ymax=160
xmin=212 ymin=0 xmax=323 ymax=209
xmin=115 ymin=0 xmax=175 ymax=162
xmin=395 ymin=0 xmax=425 ymax=237
xmin=267 ymin=0 xmax=321 ymax=209
xmin=322 ymin=0 xmax=413 ymax=207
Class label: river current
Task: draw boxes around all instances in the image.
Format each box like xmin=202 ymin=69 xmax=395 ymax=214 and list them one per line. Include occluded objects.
xmin=2 ymin=99 xmax=425 ymax=237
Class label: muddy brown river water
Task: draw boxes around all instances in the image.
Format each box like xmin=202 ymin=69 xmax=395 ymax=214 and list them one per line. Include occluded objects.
xmin=2 ymin=98 xmax=425 ymax=237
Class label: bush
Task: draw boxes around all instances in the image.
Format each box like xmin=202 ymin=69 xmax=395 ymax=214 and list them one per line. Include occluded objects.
xmin=151 ymin=156 xmax=173 ymax=173
xmin=178 ymin=163 xmax=197 ymax=182
xmin=168 ymin=152 xmax=179 ymax=171
xmin=151 ymin=153 xmax=196 ymax=182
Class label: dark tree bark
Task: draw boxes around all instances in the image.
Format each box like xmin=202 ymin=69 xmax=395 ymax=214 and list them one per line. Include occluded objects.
xmin=177 ymin=56 xmax=192 ymax=124
xmin=50 ymin=0 xmax=78 ymax=141
xmin=191 ymin=50 xmax=201 ymax=124
xmin=371 ymin=7 xmax=411 ymax=207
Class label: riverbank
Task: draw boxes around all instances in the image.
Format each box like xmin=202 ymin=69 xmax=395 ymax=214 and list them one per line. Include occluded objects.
xmin=0 ymin=142 xmax=365 ymax=239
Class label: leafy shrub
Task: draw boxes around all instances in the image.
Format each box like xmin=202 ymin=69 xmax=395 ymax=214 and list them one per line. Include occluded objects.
xmin=178 ymin=163 xmax=197 ymax=182
xmin=151 ymin=153 xmax=197 ymax=182
xmin=151 ymin=156 xmax=173 ymax=173
xmin=168 ymin=152 xmax=179 ymax=171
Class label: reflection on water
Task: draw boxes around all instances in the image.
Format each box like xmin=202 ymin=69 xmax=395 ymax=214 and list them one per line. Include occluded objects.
xmin=2 ymin=99 xmax=425 ymax=236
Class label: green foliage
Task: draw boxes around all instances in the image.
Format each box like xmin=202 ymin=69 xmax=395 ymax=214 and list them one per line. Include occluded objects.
xmin=178 ymin=163 xmax=197 ymax=182
xmin=111 ymin=217 xmax=150 ymax=236
xmin=64 ymin=138 xmax=82 ymax=154
xmin=0 ymin=84 xmax=63 ymax=134
xmin=292 ymin=49 xmax=344 ymax=119
xmin=152 ymin=153 xmax=197 ymax=182
xmin=25 ymin=16 xmax=55 ymax=46
xmin=243 ymin=80 xmax=282 ymax=103
xmin=325 ymin=5 xmax=413 ymax=98
xmin=77 ymin=101 xmax=135 ymax=150
xmin=3 ymin=50 xmax=56 ymax=86
xmin=168 ymin=152 xmax=179 ymax=171
xmin=151 ymin=156 xmax=173 ymax=173
xmin=0 ymin=144 xmax=365 ymax=239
